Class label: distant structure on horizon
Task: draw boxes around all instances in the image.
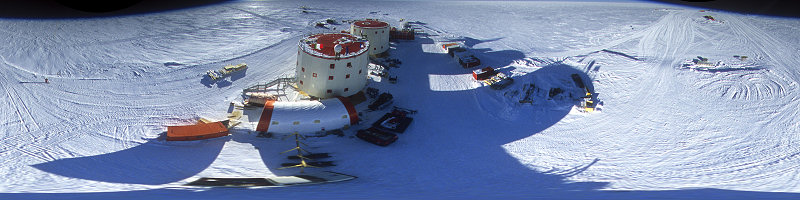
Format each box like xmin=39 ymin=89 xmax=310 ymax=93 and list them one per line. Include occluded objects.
xmin=296 ymin=33 xmax=369 ymax=99
xmin=350 ymin=19 xmax=390 ymax=57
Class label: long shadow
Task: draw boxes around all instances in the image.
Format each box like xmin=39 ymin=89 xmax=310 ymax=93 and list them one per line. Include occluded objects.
xmin=228 ymin=130 xmax=305 ymax=177
xmin=199 ymin=75 xmax=233 ymax=88
xmin=31 ymin=139 xmax=226 ymax=185
xmin=366 ymin=31 xmax=613 ymax=196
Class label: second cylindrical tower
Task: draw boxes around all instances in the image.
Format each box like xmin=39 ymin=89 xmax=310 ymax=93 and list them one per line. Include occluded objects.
xmin=350 ymin=19 xmax=390 ymax=57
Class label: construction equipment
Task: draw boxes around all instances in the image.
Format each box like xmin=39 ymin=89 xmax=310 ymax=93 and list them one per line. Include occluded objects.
xmin=578 ymin=88 xmax=596 ymax=113
xmin=207 ymin=63 xmax=248 ymax=80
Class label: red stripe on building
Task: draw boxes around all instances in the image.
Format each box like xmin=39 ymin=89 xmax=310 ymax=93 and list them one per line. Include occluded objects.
xmin=256 ymin=100 xmax=276 ymax=132
xmin=336 ymin=96 xmax=359 ymax=125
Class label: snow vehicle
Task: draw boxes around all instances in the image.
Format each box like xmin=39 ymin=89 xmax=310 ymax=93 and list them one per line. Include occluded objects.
xmin=365 ymin=87 xmax=379 ymax=98
xmin=207 ymin=63 xmax=248 ymax=80
xmin=368 ymin=93 xmax=394 ymax=111
xmin=371 ymin=107 xmax=416 ymax=133
xmin=356 ymin=127 xmax=398 ymax=146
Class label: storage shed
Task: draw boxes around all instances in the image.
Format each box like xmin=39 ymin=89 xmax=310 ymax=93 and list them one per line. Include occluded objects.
xmin=167 ymin=121 xmax=229 ymax=141
xmin=473 ymin=67 xmax=497 ymax=80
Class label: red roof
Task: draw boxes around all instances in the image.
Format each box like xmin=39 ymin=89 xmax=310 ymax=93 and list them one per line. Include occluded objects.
xmin=353 ymin=20 xmax=388 ymax=28
xmin=301 ymin=33 xmax=367 ymax=58
xmin=167 ymin=121 xmax=229 ymax=141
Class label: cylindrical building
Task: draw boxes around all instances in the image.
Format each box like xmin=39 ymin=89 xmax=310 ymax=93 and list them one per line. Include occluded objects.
xmin=350 ymin=19 xmax=390 ymax=57
xmin=296 ymin=33 xmax=369 ymax=99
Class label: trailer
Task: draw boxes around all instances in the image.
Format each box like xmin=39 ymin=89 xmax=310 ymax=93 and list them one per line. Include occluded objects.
xmin=473 ymin=67 xmax=497 ymax=81
xmin=458 ymin=54 xmax=481 ymax=68
xmin=482 ymin=72 xmax=513 ymax=90
xmin=207 ymin=63 xmax=247 ymax=80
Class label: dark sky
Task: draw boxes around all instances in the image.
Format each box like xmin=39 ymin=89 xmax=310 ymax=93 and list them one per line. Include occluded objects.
xmin=650 ymin=0 xmax=800 ymax=18
xmin=0 ymin=0 xmax=797 ymax=19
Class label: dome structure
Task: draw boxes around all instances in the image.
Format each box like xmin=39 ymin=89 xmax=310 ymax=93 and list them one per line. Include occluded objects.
xmin=253 ymin=97 xmax=358 ymax=134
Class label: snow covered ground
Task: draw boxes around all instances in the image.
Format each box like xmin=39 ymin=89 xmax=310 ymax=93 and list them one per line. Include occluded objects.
xmin=2 ymin=0 xmax=800 ymax=199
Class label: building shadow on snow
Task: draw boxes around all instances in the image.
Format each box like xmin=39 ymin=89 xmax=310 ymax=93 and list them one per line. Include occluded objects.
xmin=12 ymin=18 xmax=800 ymax=199
xmin=31 ymin=139 xmax=226 ymax=185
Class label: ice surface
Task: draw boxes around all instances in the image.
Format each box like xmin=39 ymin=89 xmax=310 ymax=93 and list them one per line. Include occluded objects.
xmin=1 ymin=0 xmax=800 ymax=199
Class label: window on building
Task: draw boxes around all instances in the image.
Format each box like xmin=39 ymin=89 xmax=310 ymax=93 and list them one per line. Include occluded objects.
xmin=330 ymin=64 xmax=335 ymax=69
xmin=359 ymin=69 xmax=362 ymax=74
xmin=373 ymin=47 xmax=376 ymax=50
xmin=347 ymin=62 xmax=352 ymax=68
xmin=313 ymin=73 xmax=317 ymax=77
xmin=328 ymin=76 xmax=334 ymax=80
xmin=375 ymin=31 xmax=378 ymax=34
xmin=301 ymin=67 xmax=305 ymax=72
xmin=344 ymin=88 xmax=349 ymax=92
xmin=326 ymin=89 xmax=332 ymax=94
xmin=299 ymin=80 xmax=303 ymax=85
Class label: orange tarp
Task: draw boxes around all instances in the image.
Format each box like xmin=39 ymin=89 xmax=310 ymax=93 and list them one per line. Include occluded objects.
xmin=255 ymin=100 xmax=276 ymax=132
xmin=167 ymin=121 xmax=229 ymax=141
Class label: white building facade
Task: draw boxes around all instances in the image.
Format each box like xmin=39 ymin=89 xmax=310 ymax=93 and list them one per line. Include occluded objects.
xmin=350 ymin=19 xmax=390 ymax=57
xmin=254 ymin=97 xmax=359 ymax=134
xmin=296 ymin=33 xmax=369 ymax=99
